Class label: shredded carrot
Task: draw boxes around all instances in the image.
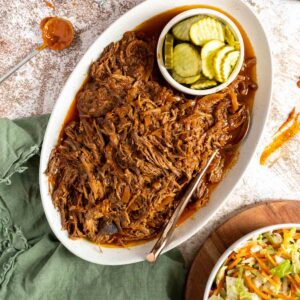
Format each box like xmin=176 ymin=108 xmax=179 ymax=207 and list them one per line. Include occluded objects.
xmin=228 ymin=252 xmax=236 ymax=260
xmin=283 ymin=229 xmax=291 ymax=248
xmin=264 ymin=289 xmax=297 ymax=300
xmin=244 ymin=275 xmax=271 ymax=300
xmin=253 ymin=253 xmax=271 ymax=273
xmin=277 ymin=248 xmax=292 ymax=259
xmin=273 ymin=275 xmax=281 ymax=284
xmin=255 ymin=253 xmax=267 ymax=258
xmin=213 ymin=276 xmax=225 ymax=296
xmin=293 ymin=233 xmax=300 ymax=239
xmin=231 ymin=271 xmax=239 ymax=277
xmin=265 ymin=253 xmax=277 ymax=266
xmin=287 ymin=275 xmax=300 ymax=290
xmin=294 ymin=274 xmax=300 ymax=285
xmin=243 ymin=265 xmax=257 ymax=271
xmin=260 ymin=258 xmax=269 ymax=263
xmin=261 ymin=271 xmax=280 ymax=286
xmin=227 ymin=257 xmax=241 ymax=270
xmin=225 ymin=252 xmax=236 ymax=264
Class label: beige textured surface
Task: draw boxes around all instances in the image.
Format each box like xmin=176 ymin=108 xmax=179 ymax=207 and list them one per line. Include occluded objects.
xmin=1 ymin=0 xmax=300 ymax=265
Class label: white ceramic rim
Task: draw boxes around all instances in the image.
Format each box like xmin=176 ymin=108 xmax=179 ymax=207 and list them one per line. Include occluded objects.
xmin=157 ymin=8 xmax=245 ymax=96
xmin=39 ymin=0 xmax=273 ymax=265
xmin=204 ymin=223 xmax=300 ymax=299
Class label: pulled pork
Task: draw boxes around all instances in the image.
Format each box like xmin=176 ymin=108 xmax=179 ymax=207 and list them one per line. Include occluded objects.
xmin=46 ymin=31 xmax=256 ymax=245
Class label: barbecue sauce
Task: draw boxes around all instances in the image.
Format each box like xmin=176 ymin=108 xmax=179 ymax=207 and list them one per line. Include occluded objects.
xmin=44 ymin=1 xmax=55 ymax=9
xmin=260 ymin=108 xmax=300 ymax=166
xmin=39 ymin=17 xmax=74 ymax=51
xmin=61 ymin=5 xmax=257 ymax=236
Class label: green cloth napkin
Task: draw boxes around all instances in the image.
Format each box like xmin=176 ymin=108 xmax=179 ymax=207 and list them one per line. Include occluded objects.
xmin=0 ymin=115 xmax=186 ymax=300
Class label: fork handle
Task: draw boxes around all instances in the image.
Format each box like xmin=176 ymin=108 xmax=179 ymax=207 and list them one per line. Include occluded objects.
xmin=146 ymin=149 xmax=218 ymax=262
xmin=0 ymin=48 xmax=40 ymax=84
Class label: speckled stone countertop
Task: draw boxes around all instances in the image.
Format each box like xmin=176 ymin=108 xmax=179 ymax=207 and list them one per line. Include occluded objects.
xmin=1 ymin=0 xmax=300 ymax=266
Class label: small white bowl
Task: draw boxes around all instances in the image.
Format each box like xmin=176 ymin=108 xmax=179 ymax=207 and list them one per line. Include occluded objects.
xmin=204 ymin=223 xmax=300 ymax=299
xmin=157 ymin=8 xmax=245 ymax=96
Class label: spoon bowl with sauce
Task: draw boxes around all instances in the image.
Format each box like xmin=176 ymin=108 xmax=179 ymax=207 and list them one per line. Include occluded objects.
xmin=39 ymin=16 xmax=74 ymax=51
xmin=0 ymin=16 xmax=74 ymax=84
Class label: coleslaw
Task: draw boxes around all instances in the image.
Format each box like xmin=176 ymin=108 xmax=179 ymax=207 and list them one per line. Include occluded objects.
xmin=209 ymin=228 xmax=300 ymax=299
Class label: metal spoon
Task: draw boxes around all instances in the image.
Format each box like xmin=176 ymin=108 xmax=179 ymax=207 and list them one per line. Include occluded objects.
xmin=0 ymin=49 xmax=41 ymax=84
xmin=146 ymin=109 xmax=251 ymax=263
xmin=0 ymin=17 xmax=74 ymax=84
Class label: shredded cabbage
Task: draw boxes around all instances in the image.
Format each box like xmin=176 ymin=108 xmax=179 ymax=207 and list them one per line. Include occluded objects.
xmin=216 ymin=266 xmax=227 ymax=285
xmin=283 ymin=228 xmax=296 ymax=250
xmin=270 ymin=260 xmax=292 ymax=278
xmin=226 ymin=277 xmax=239 ymax=300
xmin=264 ymin=232 xmax=283 ymax=245
xmin=292 ymin=250 xmax=300 ymax=273
xmin=236 ymin=269 xmax=256 ymax=300
xmin=208 ymin=296 xmax=224 ymax=300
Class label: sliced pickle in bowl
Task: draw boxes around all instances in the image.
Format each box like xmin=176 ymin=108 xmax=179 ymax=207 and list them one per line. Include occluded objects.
xmin=201 ymin=40 xmax=225 ymax=79
xmin=162 ymin=12 xmax=243 ymax=90
xmin=172 ymin=72 xmax=201 ymax=84
xmin=164 ymin=33 xmax=174 ymax=69
xmin=224 ymin=25 xmax=235 ymax=46
xmin=173 ymin=43 xmax=201 ymax=77
xmin=191 ymin=79 xmax=217 ymax=90
xmin=221 ymin=50 xmax=240 ymax=82
xmin=189 ymin=17 xmax=225 ymax=46
xmin=213 ymin=45 xmax=234 ymax=82
xmin=172 ymin=15 xmax=203 ymax=41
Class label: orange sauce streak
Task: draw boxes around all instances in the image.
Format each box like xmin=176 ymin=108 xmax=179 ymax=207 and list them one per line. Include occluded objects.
xmin=39 ymin=16 xmax=74 ymax=51
xmin=45 ymin=0 xmax=55 ymax=9
xmin=274 ymin=108 xmax=296 ymax=135
xmin=297 ymin=79 xmax=300 ymax=89
xmin=260 ymin=109 xmax=300 ymax=165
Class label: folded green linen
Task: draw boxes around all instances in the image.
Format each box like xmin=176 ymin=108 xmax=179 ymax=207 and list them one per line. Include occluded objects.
xmin=0 ymin=115 xmax=186 ymax=300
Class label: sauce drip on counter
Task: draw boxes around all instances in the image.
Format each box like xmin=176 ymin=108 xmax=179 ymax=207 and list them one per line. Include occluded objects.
xmin=275 ymin=108 xmax=296 ymax=134
xmin=297 ymin=79 xmax=300 ymax=89
xmin=260 ymin=108 xmax=300 ymax=165
xmin=39 ymin=17 xmax=74 ymax=51
xmin=45 ymin=1 xmax=55 ymax=9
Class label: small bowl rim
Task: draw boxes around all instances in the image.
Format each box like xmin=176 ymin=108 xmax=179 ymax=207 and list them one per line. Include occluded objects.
xmin=203 ymin=223 xmax=300 ymax=299
xmin=156 ymin=8 xmax=245 ymax=96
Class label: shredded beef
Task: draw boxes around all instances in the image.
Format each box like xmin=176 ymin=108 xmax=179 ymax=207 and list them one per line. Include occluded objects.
xmin=46 ymin=31 xmax=256 ymax=245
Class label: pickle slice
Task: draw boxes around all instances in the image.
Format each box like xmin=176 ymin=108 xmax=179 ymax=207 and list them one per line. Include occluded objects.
xmin=191 ymin=79 xmax=217 ymax=90
xmin=221 ymin=50 xmax=240 ymax=81
xmin=225 ymin=25 xmax=240 ymax=50
xmin=189 ymin=17 xmax=225 ymax=46
xmin=172 ymin=71 xmax=201 ymax=84
xmin=201 ymin=40 xmax=224 ymax=79
xmin=172 ymin=15 xmax=203 ymax=41
xmin=164 ymin=33 xmax=174 ymax=69
xmin=224 ymin=25 xmax=235 ymax=45
xmin=213 ymin=45 xmax=234 ymax=82
xmin=173 ymin=43 xmax=201 ymax=77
